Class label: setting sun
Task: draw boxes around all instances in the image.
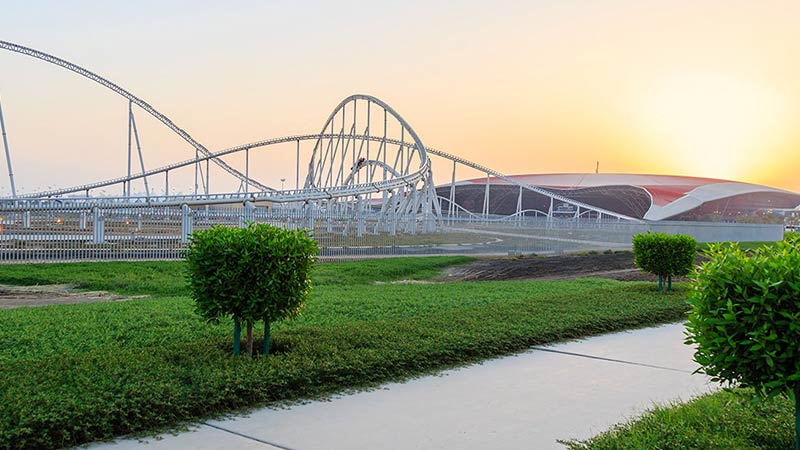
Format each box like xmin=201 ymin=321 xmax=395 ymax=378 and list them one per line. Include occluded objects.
xmin=633 ymin=71 xmax=790 ymax=181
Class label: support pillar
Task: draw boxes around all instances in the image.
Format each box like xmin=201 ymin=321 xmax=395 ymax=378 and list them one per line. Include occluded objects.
xmin=205 ymin=159 xmax=210 ymax=196
xmin=127 ymin=101 xmax=132 ymax=198
xmin=194 ymin=149 xmax=199 ymax=196
xmin=449 ymin=160 xmax=456 ymax=224
xmin=0 ymin=97 xmax=17 ymax=198
xmin=130 ymin=106 xmax=150 ymax=198
xmin=483 ymin=174 xmax=490 ymax=218
xmin=296 ymin=139 xmax=300 ymax=190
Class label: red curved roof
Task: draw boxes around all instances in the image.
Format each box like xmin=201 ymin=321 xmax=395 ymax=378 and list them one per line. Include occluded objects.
xmin=462 ymin=173 xmax=798 ymax=220
xmin=466 ymin=174 xmax=730 ymax=204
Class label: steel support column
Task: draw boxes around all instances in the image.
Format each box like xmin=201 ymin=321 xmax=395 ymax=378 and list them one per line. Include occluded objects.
xmin=0 ymin=97 xmax=17 ymax=198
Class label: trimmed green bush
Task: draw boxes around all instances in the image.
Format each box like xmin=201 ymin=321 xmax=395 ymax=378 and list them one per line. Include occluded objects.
xmin=686 ymin=235 xmax=800 ymax=449
xmin=185 ymin=223 xmax=318 ymax=355
xmin=632 ymin=231 xmax=696 ymax=291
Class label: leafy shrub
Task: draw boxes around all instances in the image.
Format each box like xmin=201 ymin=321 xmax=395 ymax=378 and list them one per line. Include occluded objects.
xmin=686 ymin=235 xmax=800 ymax=449
xmin=185 ymin=223 xmax=318 ymax=355
xmin=632 ymin=232 xmax=696 ymax=291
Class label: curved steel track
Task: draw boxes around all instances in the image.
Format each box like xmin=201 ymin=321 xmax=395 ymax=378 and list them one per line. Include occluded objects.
xmin=0 ymin=40 xmax=271 ymax=192
xmin=0 ymin=40 xmax=638 ymax=222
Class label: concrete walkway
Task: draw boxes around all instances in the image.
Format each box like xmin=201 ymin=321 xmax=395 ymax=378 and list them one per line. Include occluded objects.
xmin=85 ymin=323 xmax=715 ymax=450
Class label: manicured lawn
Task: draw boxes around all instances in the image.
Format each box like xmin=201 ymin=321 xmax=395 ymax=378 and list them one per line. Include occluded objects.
xmin=0 ymin=257 xmax=689 ymax=450
xmin=564 ymin=389 xmax=793 ymax=449
xmin=0 ymin=256 xmax=477 ymax=296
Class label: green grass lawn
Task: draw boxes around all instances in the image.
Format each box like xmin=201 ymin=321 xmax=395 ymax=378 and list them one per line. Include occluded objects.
xmin=564 ymin=389 xmax=794 ymax=449
xmin=0 ymin=256 xmax=476 ymax=296
xmin=0 ymin=257 xmax=689 ymax=450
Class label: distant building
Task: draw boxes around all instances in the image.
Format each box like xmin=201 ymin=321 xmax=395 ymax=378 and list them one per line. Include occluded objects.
xmin=437 ymin=173 xmax=800 ymax=222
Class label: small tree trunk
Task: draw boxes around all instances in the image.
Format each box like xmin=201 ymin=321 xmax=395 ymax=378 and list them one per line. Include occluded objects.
xmin=264 ymin=321 xmax=271 ymax=355
xmin=657 ymin=275 xmax=663 ymax=292
xmin=233 ymin=319 xmax=241 ymax=356
xmin=246 ymin=322 xmax=254 ymax=356
xmin=667 ymin=275 xmax=672 ymax=292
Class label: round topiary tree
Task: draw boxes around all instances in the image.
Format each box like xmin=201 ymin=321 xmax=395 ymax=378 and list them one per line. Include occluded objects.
xmin=632 ymin=231 xmax=696 ymax=292
xmin=686 ymin=235 xmax=800 ymax=449
xmin=185 ymin=222 xmax=319 ymax=356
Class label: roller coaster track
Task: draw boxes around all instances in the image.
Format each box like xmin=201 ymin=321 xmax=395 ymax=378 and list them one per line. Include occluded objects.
xmin=0 ymin=40 xmax=637 ymax=222
xmin=11 ymin=133 xmax=638 ymax=221
xmin=0 ymin=40 xmax=272 ymax=192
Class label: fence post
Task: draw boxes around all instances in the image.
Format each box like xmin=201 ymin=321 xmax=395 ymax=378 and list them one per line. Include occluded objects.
xmin=181 ymin=204 xmax=193 ymax=244
xmin=91 ymin=207 xmax=105 ymax=244
xmin=241 ymin=201 xmax=254 ymax=227
xmin=305 ymin=202 xmax=315 ymax=231
xmin=356 ymin=196 xmax=365 ymax=237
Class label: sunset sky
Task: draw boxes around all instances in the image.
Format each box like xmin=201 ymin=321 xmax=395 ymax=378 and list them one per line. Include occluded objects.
xmin=1 ymin=0 xmax=799 ymax=195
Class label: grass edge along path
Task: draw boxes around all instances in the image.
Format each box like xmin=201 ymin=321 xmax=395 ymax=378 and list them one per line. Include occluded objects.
xmin=563 ymin=388 xmax=794 ymax=449
xmin=1 ymin=257 xmax=688 ymax=450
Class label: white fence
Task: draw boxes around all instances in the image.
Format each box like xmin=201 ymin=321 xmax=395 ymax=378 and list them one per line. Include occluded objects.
xmin=0 ymin=203 xmax=784 ymax=264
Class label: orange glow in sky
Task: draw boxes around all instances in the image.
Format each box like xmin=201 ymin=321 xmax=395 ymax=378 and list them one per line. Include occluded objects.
xmin=1 ymin=0 xmax=799 ymax=194
xmin=630 ymin=72 xmax=792 ymax=181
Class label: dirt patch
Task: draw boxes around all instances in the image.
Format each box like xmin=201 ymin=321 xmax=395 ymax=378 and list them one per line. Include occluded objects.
xmin=0 ymin=284 xmax=143 ymax=309
xmin=443 ymin=252 xmax=697 ymax=283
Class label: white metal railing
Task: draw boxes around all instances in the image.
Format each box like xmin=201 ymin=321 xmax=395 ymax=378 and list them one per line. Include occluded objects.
xmin=0 ymin=203 xmax=783 ymax=264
